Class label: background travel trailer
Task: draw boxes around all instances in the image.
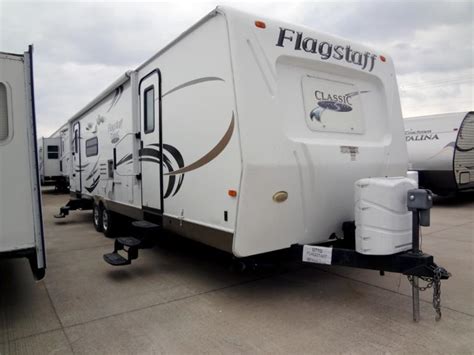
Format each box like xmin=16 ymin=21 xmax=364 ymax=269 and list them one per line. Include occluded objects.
xmin=42 ymin=122 xmax=72 ymax=191
xmin=0 ymin=46 xmax=46 ymax=279
xmin=38 ymin=136 xmax=66 ymax=189
xmin=405 ymin=112 xmax=474 ymax=195
xmin=57 ymin=6 xmax=408 ymax=260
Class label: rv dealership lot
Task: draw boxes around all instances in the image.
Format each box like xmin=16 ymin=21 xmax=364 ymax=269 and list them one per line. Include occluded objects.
xmin=1 ymin=188 xmax=473 ymax=354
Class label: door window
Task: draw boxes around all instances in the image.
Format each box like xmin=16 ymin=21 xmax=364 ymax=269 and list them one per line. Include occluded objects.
xmin=144 ymin=86 xmax=155 ymax=133
xmin=74 ymin=129 xmax=79 ymax=153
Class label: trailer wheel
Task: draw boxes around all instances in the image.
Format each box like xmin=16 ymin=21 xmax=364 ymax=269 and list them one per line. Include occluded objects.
xmin=92 ymin=203 xmax=103 ymax=232
xmin=102 ymin=207 xmax=117 ymax=238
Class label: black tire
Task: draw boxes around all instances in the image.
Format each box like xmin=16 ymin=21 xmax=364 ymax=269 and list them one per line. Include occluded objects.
xmin=92 ymin=202 xmax=103 ymax=232
xmin=102 ymin=207 xmax=118 ymax=238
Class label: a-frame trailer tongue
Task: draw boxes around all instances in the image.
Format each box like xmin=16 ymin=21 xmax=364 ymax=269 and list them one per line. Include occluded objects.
xmin=295 ymin=189 xmax=450 ymax=322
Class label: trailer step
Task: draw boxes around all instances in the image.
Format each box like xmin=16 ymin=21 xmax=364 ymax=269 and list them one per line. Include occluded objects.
xmin=131 ymin=220 xmax=161 ymax=242
xmin=103 ymin=236 xmax=140 ymax=266
xmin=103 ymin=252 xmax=131 ymax=266
xmin=117 ymin=237 xmax=141 ymax=248
xmin=132 ymin=220 xmax=160 ymax=230
xmin=103 ymin=220 xmax=161 ymax=266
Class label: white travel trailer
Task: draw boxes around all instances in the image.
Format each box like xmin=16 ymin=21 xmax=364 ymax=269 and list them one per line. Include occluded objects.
xmin=38 ymin=136 xmax=65 ymax=188
xmin=405 ymin=112 xmax=474 ymax=195
xmin=55 ymin=7 xmax=449 ymax=319
xmin=47 ymin=122 xmax=72 ymax=190
xmin=57 ymin=6 xmax=409 ymax=254
xmin=0 ymin=46 xmax=46 ymax=279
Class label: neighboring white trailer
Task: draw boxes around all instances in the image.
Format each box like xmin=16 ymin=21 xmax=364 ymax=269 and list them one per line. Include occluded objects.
xmin=57 ymin=124 xmax=72 ymax=184
xmin=46 ymin=122 xmax=71 ymax=191
xmin=0 ymin=46 xmax=46 ymax=279
xmin=405 ymin=112 xmax=474 ymax=194
xmin=38 ymin=136 xmax=62 ymax=185
xmin=56 ymin=6 xmax=408 ymax=258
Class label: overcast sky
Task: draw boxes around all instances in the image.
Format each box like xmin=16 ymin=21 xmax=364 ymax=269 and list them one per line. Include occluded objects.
xmin=1 ymin=0 xmax=472 ymax=137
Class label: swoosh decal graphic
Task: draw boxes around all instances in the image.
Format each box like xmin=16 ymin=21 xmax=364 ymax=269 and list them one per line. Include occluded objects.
xmin=85 ymin=175 xmax=100 ymax=193
xmin=165 ymin=113 xmax=235 ymax=176
xmin=116 ymin=153 xmax=133 ymax=167
xmin=162 ymin=77 xmax=224 ymax=98
xmin=310 ymin=107 xmax=325 ymax=122
xmin=107 ymin=85 xmax=123 ymax=112
xmin=86 ymin=168 xmax=98 ymax=181
xmin=149 ymin=144 xmax=185 ymax=195
xmin=140 ymin=147 xmax=160 ymax=160
xmin=139 ymin=157 xmax=160 ymax=163
xmin=85 ymin=159 xmax=100 ymax=180
xmin=164 ymin=144 xmax=185 ymax=195
xmin=162 ymin=155 xmax=176 ymax=198
xmin=140 ymin=144 xmax=186 ymax=197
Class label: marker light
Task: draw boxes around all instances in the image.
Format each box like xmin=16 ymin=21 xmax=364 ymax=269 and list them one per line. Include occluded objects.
xmin=380 ymin=55 xmax=386 ymax=62
xmin=255 ymin=20 xmax=266 ymax=29
xmin=273 ymin=191 xmax=288 ymax=203
xmin=228 ymin=189 xmax=237 ymax=197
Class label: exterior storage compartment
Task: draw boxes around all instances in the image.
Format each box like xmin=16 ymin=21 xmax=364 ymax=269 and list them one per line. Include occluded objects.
xmin=355 ymin=177 xmax=416 ymax=255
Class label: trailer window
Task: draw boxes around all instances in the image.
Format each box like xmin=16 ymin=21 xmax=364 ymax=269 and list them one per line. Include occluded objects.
xmin=47 ymin=145 xmax=59 ymax=159
xmin=144 ymin=86 xmax=155 ymax=133
xmin=0 ymin=83 xmax=9 ymax=141
xmin=85 ymin=137 xmax=98 ymax=157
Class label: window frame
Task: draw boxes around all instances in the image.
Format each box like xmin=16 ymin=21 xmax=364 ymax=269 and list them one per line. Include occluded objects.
xmin=143 ymin=85 xmax=155 ymax=134
xmin=0 ymin=81 xmax=13 ymax=145
xmin=85 ymin=137 xmax=98 ymax=157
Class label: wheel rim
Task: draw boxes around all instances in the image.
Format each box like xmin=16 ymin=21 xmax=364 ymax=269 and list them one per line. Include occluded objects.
xmin=93 ymin=206 xmax=99 ymax=226
xmin=102 ymin=210 xmax=108 ymax=231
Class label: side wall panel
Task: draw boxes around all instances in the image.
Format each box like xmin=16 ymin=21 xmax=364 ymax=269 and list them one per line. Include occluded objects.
xmin=72 ymin=81 xmax=138 ymax=207
xmin=42 ymin=137 xmax=61 ymax=177
xmin=139 ymin=14 xmax=241 ymax=236
xmin=0 ymin=54 xmax=37 ymax=252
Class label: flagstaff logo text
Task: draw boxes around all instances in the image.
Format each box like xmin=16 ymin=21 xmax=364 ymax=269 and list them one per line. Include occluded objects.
xmin=276 ymin=28 xmax=377 ymax=72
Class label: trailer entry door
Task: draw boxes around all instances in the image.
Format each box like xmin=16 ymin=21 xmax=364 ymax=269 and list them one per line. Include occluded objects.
xmin=139 ymin=70 xmax=163 ymax=213
xmin=71 ymin=121 xmax=82 ymax=193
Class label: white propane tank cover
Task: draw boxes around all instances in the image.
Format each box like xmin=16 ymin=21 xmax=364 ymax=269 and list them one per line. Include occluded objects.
xmin=355 ymin=177 xmax=417 ymax=255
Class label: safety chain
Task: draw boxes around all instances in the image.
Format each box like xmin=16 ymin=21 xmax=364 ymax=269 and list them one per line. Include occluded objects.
xmin=432 ymin=267 xmax=442 ymax=321
xmin=407 ymin=275 xmax=434 ymax=291
xmin=407 ymin=266 xmax=443 ymax=321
